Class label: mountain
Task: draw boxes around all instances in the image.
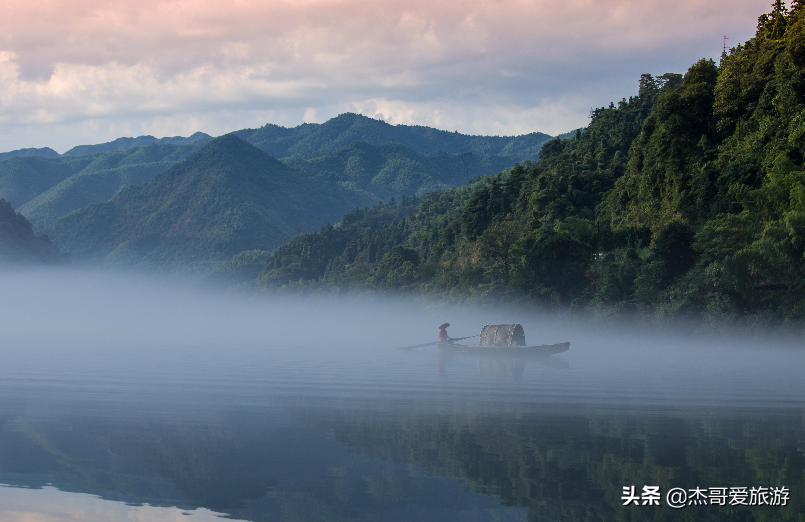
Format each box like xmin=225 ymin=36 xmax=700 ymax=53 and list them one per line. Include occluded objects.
xmin=233 ymin=113 xmax=552 ymax=160
xmin=18 ymin=142 xmax=209 ymax=230
xmin=284 ymin=141 xmax=516 ymax=200
xmin=0 ymin=133 xmax=215 ymax=228
xmin=1 ymin=116 xmax=551 ymax=235
xmin=0 ymin=147 xmax=60 ymax=160
xmin=48 ymin=135 xmax=367 ymax=270
xmin=229 ymin=4 xmax=805 ymax=326
xmin=237 ymin=80 xmax=663 ymax=294
xmin=0 ymin=199 xmax=66 ymax=265
xmin=0 ymin=155 xmax=95 ymax=210
xmin=33 ymin=114 xmax=550 ymax=162
xmin=61 ymin=132 xmax=212 ymax=156
xmin=47 ymin=134 xmax=527 ymax=270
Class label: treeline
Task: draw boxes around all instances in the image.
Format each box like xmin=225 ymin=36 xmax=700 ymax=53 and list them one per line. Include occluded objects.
xmin=222 ymin=2 xmax=805 ymax=324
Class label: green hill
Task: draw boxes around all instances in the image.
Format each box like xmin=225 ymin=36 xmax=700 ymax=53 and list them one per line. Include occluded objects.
xmin=0 ymin=199 xmax=66 ymax=265
xmin=48 ymin=135 xmax=373 ymax=270
xmin=47 ymin=135 xmax=522 ymax=270
xmin=226 ymin=3 xmax=805 ymax=325
xmin=284 ymin=141 xmax=516 ymax=201
xmin=0 ymin=135 xmax=214 ymax=231
xmin=18 ymin=142 xmax=209 ymax=230
xmin=0 ymin=116 xmax=551 ymax=236
xmin=0 ymin=155 xmax=95 ymax=210
xmin=234 ymin=76 xmax=663 ymax=294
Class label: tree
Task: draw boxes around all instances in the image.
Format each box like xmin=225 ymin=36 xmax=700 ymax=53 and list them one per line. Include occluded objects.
xmin=477 ymin=221 xmax=519 ymax=286
xmin=513 ymin=229 xmax=592 ymax=304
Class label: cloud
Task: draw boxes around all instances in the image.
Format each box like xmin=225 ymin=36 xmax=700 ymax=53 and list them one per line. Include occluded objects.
xmin=0 ymin=0 xmax=772 ymax=151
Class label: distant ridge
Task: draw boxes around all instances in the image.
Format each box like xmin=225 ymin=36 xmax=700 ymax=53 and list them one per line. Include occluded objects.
xmin=1 ymin=136 xmax=517 ymax=235
xmin=2 ymin=115 xmax=557 ymax=161
xmin=4 ymin=115 xmax=560 ymax=270
xmin=234 ymin=113 xmax=553 ymax=160
xmin=62 ymin=132 xmax=212 ymax=156
xmin=0 ymin=147 xmax=60 ymax=160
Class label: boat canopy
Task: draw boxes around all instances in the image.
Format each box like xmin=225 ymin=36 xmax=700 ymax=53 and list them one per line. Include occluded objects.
xmin=479 ymin=324 xmax=525 ymax=347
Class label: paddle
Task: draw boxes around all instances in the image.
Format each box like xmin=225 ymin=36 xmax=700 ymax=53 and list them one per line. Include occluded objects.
xmin=397 ymin=335 xmax=476 ymax=351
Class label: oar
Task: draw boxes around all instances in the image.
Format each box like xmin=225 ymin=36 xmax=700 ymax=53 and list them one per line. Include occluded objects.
xmin=397 ymin=335 xmax=476 ymax=351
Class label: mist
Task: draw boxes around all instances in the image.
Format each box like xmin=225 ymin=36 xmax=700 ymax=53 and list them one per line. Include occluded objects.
xmin=1 ymin=267 xmax=802 ymax=416
xmin=1 ymin=267 xmax=803 ymax=522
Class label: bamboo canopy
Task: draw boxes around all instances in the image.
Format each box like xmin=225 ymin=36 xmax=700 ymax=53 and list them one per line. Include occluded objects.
xmin=479 ymin=324 xmax=526 ymax=347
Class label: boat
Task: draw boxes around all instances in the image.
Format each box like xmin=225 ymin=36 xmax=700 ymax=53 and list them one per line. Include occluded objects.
xmin=436 ymin=324 xmax=569 ymax=356
xmin=437 ymin=341 xmax=569 ymax=356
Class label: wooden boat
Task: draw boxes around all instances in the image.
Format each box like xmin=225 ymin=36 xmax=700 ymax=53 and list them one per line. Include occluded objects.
xmin=437 ymin=341 xmax=569 ymax=356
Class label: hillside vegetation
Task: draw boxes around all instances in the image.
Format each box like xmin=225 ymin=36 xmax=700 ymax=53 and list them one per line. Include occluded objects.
xmin=46 ymin=129 xmax=533 ymax=270
xmin=49 ymin=136 xmax=358 ymax=270
xmin=0 ymin=142 xmax=209 ymax=231
xmin=0 ymin=147 xmax=59 ymax=160
xmin=61 ymin=132 xmax=212 ymax=156
xmin=228 ymin=3 xmax=805 ymax=325
xmin=0 ymin=114 xmax=547 ymax=242
xmin=19 ymin=143 xmax=211 ymax=230
xmin=0 ymin=199 xmax=66 ymax=265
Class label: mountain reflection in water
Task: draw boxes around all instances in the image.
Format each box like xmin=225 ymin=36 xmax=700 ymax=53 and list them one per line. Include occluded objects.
xmin=0 ymin=339 xmax=803 ymax=522
xmin=0 ymin=486 xmax=239 ymax=522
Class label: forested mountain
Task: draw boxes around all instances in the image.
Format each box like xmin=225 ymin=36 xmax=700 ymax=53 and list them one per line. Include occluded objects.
xmin=19 ymin=142 xmax=212 ymax=230
xmin=0 ymin=114 xmax=545 ymax=238
xmin=0 ymin=147 xmax=59 ymax=160
xmin=0 ymin=142 xmax=209 ymax=230
xmin=48 ymin=135 xmax=364 ymax=270
xmin=226 ymin=3 xmax=805 ymax=324
xmin=0 ymin=155 xmax=94 ymax=210
xmin=0 ymin=199 xmax=66 ymax=265
xmin=233 ymin=73 xmax=669 ymax=295
xmin=0 ymin=134 xmax=510 ymax=235
xmin=61 ymin=132 xmax=212 ymax=156
xmin=45 ymin=135 xmax=523 ymax=270
xmin=232 ymin=112 xmax=552 ymax=160
xmin=284 ymin=141 xmax=514 ymax=200
xmin=2 ymin=113 xmax=550 ymax=161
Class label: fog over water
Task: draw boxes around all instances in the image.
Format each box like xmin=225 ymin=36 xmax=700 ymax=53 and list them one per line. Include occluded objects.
xmin=1 ymin=268 xmax=803 ymax=521
xmin=1 ymin=268 xmax=803 ymax=412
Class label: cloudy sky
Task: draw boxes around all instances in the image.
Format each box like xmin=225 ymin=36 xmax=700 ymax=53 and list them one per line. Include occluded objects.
xmin=0 ymin=0 xmax=771 ymax=152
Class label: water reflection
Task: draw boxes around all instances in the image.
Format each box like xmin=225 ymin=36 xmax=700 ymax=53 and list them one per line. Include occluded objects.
xmin=436 ymin=351 xmax=569 ymax=383
xmin=0 ymin=399 xmax=803 ymax=521
xmin=477 ymin=357 xmax=525 ymax=382
xmin=0 ymin=339 xmax=803 ymax=521
xmin=0 ymin=486 xmax=240 ymax=522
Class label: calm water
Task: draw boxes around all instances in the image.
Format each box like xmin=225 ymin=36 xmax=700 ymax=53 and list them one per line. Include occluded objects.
xmin=0 ymin=336 xmax=803 ymax=521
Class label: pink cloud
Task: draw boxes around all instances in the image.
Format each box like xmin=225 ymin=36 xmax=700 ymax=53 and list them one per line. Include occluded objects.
xmin=3 ymin=0 xmax=769 ymax=72
xmin=0 ymin=0 xmax=775 ymax=150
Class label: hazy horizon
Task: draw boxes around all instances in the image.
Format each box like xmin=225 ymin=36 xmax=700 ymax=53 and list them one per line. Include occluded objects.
xmin=1 ymin=266 xmax=799 ymax=347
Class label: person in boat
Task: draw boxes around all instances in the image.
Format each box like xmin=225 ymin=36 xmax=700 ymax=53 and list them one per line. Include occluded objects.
xmin=438 ymin=323 xmax=454 ymax=344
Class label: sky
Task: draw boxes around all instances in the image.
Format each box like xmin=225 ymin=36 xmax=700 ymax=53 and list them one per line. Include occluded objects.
xmin=0 ymin=0 xmax=772 ymax=153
